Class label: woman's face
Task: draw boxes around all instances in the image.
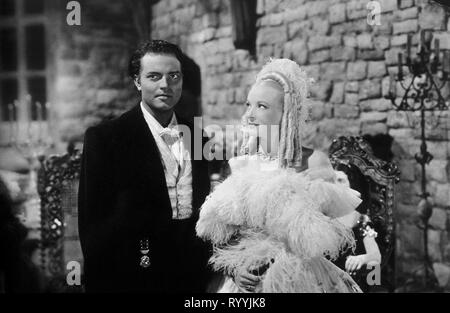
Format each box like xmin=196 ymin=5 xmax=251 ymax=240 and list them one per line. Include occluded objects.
xmin=244 ymin=80 xmax=284 ymax=128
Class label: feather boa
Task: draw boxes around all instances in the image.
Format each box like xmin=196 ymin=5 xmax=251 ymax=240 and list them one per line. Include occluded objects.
xmin=196 ymin=164 xmax=363 ymax=293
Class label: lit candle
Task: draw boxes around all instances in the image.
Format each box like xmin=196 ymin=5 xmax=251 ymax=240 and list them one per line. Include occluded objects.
xmin=398 ymin=53 xmax=403 ymax=80
xmin=36 ymin=102 xmax=42 ymax=121
xmin=25 ymin=95 xmax=32 ymax=140
xmin=44 ymin=102 xmax=49 ymax=121
xmin=8 ymin=103 xmax=14 ymax=144
xmin=36 ymin=102 xmax=42 ymax=140
xmin=13 ymin=100 xmax=18 ymax=131
xmin=13 ymin=100 xmax=19 ymax=144
xmin=44 ymin=102 xmax=50 ymax=139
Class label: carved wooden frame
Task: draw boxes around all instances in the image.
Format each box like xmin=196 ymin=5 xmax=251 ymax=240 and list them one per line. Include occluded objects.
xmin=37 ymin=148 xmax=82 ymax=282
xmin=329 ymin=136 xmax=400 ymax=290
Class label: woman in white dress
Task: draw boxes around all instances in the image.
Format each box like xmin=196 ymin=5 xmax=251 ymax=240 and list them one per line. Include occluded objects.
xmin=196 ymin=58 xmax=363 ymax=293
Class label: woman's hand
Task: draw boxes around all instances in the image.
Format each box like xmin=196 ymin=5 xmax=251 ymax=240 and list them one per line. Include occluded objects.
xmin=345 ymin=254 xmax=368 ymax=275
xmin=233 ymin=269 xmax=261 ymax=293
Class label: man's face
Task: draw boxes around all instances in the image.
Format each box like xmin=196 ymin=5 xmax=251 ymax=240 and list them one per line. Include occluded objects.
xmin=134 ymin=53 xmax=183 ymax=112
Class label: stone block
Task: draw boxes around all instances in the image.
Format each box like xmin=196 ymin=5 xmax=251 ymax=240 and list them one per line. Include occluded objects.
xmin=389 ymin=128 xmax=414 ymax=139
xmin=428 ymin=141 xmax=450 ymax=160
xmin=345 ymin=93 xmax=359 ymax=106
xmin=429 ymin=208 xmax=448 ymax=231
xmin=435 ymin=184 xmax=450 ymax=207
xmin=216 ymin=26 xmax=232 ymax=38
xmin=391 ymin=34 xmax=408 ymax=47
xmin=312 ymin=18 xmax=330 ymax=35
xmin=379 ymin=0 xmax=398 ymax=12
xmin=428 ymin=229 xmax=443 ymax=262
xmin=381 ymin=75 xmax=391 ymax=97
xmin=385 ymin=48 xmax=404 ymax=65
xmin=335 ymin=105 xmax=360 ymax=118
xmin=395 ymin=7 xmax=419 ymax=20
xmin=358 ymin=79 xmax=381 ymax=100
xmin=217 ymin=38 xmax=234 ymax=52
xmin=347 ymin=61 xmax=367 ymax=80
xmin=290 ymin=40 xmax=309 ymax=65
xmin=368 ymin=61 xmax=387 ymax=78
xmin=393 ymin=19 xmax=418 ymax=34
xmin=288 ymin=20 xmax=311 ymax=39
xmin=257 ymin=26 xmax=287 ymax=46
xmin=397 ymin=221 xmax=424 ymax=256
xmin=418 ymin=4 xmax=446 ymax=30
xmin=374 ymin=35 xmax=390 ymax=50
xmin=320 ymin=62 xmax=347 ymax=81
xmin=257 ymin=0 xmax=265 ymax=15
xmin=345 ymin=81 xmax=359 ymax=93
xmin=357 ymin=34 xmax=374 ymax=49
xmin=387 ymin=111 xmax=411 ymax=128
xmin=306 ymin=0 xmax=329 ymax=17
xmin=361 ymin=122 xmax=388 ymax=135
xmin=310 ymin=80 xmax=332 ymax=101
xmin=433 ymin=32 xmax=450 ymax=50
xmin=260 ymin=12 xmax=285 ymax=26
xmin=330 ymin=46 xmax=355 ymax=61
xmin=346 ymin=0 xmax=366 ymax=20
xmin=284 ymin=6 xmax=308 ymax=23
xmin=308 ymin=35 xmax=341 ymax=51
xmin=398 ymin=159 xmax=417 ymax=182
xmin=433 ymin=263 xmax=450 ymax=288
xmin=330 ymin=82 xmax=345 ymax=104
xmin=359 ymin=98 xmax=391 ymax=112
xmin=357 ymin=49 xmax=385 ymax=60
xmin=320 ymin=118 xmax=361 ymax=137
xmin=399 ymin=0 xmax=414 ymax=9
xmin=329 ymin=3 xmax=346 ymax=24
xmin=426 ymin=160 xmax=448 ymax=184
xmin=343 ymin=35 xmax=357 ymax=48
xmin=360 ymin=112 xmax=388 ymax=123
xmin=309 ymin=49 xmax=331 ymax=63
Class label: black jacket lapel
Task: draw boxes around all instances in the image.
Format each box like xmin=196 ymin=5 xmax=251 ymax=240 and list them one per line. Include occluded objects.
xmin=120 ymin=105 xmax=172 ymax=219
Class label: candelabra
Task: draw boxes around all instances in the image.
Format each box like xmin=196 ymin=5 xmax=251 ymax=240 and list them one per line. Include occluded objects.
xmin=386 ymin=30 xmax=449 ymax=291
xmin=7 ymin=95 xmax=53 ymax=197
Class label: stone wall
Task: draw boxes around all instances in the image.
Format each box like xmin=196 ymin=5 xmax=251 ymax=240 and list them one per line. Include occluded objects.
xmin=150 ymin=0 xmax=450 ymax=289
xmin=53 ymin=0 xmax=140 ymax=143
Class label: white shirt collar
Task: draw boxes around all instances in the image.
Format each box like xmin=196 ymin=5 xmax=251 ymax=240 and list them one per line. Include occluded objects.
xmin=140 ymin=102 xmax=178 ymax=136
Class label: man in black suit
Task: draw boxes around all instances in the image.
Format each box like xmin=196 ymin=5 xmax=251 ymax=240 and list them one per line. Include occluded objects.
xmin=78 ymin=40 xmax=211 ymax=292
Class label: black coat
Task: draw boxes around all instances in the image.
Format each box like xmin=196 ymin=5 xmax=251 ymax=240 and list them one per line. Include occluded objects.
xmin=78 ymin=105 xmax=212 ymax=292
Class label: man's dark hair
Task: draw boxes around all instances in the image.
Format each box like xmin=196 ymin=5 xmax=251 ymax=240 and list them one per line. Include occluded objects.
xmin=128 ymin=40 xmax=184 ymax=79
